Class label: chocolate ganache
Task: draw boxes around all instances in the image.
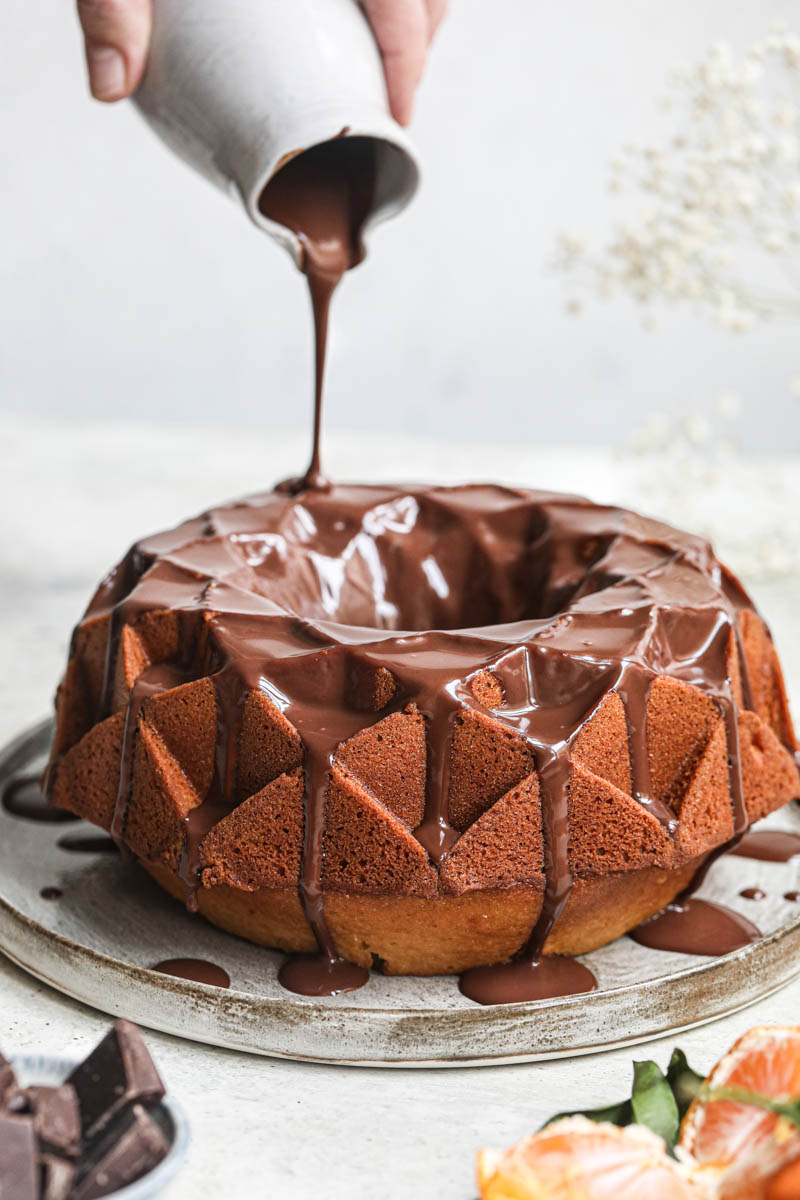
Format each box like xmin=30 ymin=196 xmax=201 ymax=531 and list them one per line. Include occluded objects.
xmin=730 ymin=830 xmax=800 ymax=863
xmin=46 ymin=481 xmax=800 ymax=1001
xmin=259 ymin=135 xmax=374 ymax=495
xmin=2 ymin=775 xmax=77 ymax=824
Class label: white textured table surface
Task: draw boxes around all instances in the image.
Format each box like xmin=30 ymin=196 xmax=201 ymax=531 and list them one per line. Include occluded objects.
xmin=1 ymin=416 xmax=799 ymax=1199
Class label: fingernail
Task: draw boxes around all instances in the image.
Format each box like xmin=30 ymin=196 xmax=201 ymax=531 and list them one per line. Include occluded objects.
xmin=86 ymin=44 xmax=127 ymax=101
xmin=392 ymin=95 xmax=413 ymax=127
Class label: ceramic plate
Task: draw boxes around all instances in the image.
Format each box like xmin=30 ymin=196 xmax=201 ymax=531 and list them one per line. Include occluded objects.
xmin=2 ymin=720 xmax=799 ymax=1067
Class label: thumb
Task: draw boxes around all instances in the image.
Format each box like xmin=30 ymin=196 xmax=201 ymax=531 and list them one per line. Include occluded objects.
xmin=362 ymin=0 xmax=429 ymax=126
xmin=77 ymin=0 xmax=152 ymax=102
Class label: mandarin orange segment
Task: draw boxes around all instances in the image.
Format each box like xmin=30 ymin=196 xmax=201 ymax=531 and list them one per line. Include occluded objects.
xmin=767 ymin=1156 xmax=800 ymax=1200
xmin=476 ymin=1117 xmax=705 ymax=1200
xmin=690 ymin=1131 xmax=800 ymax=1200
xmin=679 ymin=1027 xmax=800 ymax=1167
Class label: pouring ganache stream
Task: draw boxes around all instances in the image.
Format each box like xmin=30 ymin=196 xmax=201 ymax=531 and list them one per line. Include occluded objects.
xmin=41 ymin=137 xmax=800 ymax=1006
xmin=260 ymin=134 xmax=375 ymax=496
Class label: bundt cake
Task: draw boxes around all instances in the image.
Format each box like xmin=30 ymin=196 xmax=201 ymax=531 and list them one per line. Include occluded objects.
xmin=46 ymin=484 xmax=800 ymax=988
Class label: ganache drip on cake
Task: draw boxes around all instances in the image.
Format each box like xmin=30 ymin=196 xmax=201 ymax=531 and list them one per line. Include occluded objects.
xmin=47 ymin=481 xmax=798 ymax=1000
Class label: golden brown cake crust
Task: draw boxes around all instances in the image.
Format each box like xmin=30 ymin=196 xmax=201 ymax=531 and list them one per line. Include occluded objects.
xmin=143 ymin=858 xmax=702 ymax=975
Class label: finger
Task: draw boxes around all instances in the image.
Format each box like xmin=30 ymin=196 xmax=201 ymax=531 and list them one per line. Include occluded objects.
xmin=362 ymin=0 xmax=428 ymax=126
xmin=77 ymin=0 xmax=152 ymax=102
xmin=425 ymin=0 xmax=448 ymax=42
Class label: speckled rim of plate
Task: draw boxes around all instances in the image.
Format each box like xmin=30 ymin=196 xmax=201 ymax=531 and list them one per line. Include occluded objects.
xmin=9 ymin=1052 xmax=190 ymax=1199
xmin=1 ymin=719 xmax=800 ymax=1068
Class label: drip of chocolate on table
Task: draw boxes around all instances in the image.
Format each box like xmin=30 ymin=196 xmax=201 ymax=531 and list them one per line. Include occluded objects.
xmin=40 ymin=137 xmax=800 ymax=1004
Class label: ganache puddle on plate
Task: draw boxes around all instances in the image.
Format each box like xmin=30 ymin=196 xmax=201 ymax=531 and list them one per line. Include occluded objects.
xmin=43 ymin=138 xmax=800 ymax=1006
xmin=57 ymin=831 xmax=119 ymax=854
xmin=629 ymin=836 xmax=762 ymax=956
xmin=459 ymin=955 xmax=597 ymax=1006
xmin=150 ymin=958 xmax=230 ymax=989
xmin=730 ymin=830 xmax=800 ymax=863
xmin=630 ymin=897 xmax=761 ymax=956
xmin=629 ymin=826 xmax=800 ymax=956
xmin=2 ymin=774 xmax=78 ymax=823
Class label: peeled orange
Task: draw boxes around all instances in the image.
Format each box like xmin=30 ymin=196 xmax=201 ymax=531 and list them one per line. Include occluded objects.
xmin=476 ymin=1116 xmax=705 ymax=1200
xmin=677 ymin=1026 xmax=800 ymax=1200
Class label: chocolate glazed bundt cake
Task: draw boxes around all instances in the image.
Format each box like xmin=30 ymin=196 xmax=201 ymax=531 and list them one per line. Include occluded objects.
xmin=47 ymin=484 xmax=800 ymax=987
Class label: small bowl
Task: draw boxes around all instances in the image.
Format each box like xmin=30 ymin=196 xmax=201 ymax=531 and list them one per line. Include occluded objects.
xmin=10 ymin=1052 xmax=190 ymax=1198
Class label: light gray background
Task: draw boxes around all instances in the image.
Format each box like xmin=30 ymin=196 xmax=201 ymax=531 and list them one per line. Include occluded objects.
xmin=2 ymin=0 xmax=799 ymax=450
xmin=2 ymin=10 xmax=800 ymax=1195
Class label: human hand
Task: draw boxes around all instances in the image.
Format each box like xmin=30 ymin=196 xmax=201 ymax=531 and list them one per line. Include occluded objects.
xmin=76 ymin=0 xmax=448 ymax=124
xmin=360 ymin=0 xmax=448 ymax=124
xmin=77 ymin=0 xmax=151 ymax=104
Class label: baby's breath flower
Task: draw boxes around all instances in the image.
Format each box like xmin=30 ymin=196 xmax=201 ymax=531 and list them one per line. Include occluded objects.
xmin=716 ymin=391 xmax=742 ymax=418
xmin=682 ymin=412 xmax=713 ymax=444
xmin=620 ymin=404 xmax=800 ymax=582
xmin=554 ymin=27 xmax=800 ymax=330
xmin=763 ymin=230 xmax=786 ymax=252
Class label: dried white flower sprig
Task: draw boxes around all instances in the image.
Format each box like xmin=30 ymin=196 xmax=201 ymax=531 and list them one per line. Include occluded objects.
xmin=619 ymin=397 xmax=800 ymax=582
xmin=556 ymin=25 xmax=800 ymax=332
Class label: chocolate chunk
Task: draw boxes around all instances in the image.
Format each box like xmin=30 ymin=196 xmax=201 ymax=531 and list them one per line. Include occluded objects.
xmin=0 ymin=1053 xmax=17 ymax=1107
xmin=20 ymin=1085 xmax=81 ymax=1160
xmin=72 ymin=1104 xmax=169 ymax=1200
xmin=67 ymin=1020 xmax=165 ymax=1142
xmin=0 ymin=1113 xmax=38 ymax=1200
xmin=41 ymin=1155 xmax=76 ymax=1200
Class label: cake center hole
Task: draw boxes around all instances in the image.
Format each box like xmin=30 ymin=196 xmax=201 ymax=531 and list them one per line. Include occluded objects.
xmin=240 ymin=490 xmax=614 ymax=632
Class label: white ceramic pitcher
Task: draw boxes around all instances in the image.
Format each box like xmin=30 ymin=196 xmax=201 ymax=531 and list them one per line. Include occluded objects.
xmin=134 ymin=0 xmax=420 ymax=264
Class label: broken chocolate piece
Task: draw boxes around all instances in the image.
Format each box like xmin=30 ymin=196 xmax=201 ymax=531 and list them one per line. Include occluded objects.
xmin=0 ymin=1053 xmax=17 ymax=1107
xmin=41 ymin=1155 xmax=76 ymax=1200
xmin=0 ymin=1113 xmax=38 ymax=1200
xmin=72 ymin=1104 xmax=169 ymax=1200
xmin=0 ymin=1022 xmax=175 ymax=1199
xmin=19 ymin=1085 xmax=81 ymax=1160
xmin=67 ymin=1020 xmax=165 ymax=1143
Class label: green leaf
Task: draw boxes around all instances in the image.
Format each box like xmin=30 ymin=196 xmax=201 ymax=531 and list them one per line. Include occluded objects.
xmin=541 ymin=1099 xmax=632 ymax=1130
xmin=666 ymin=1048 xmax=705 ymax=1119
xmin=777 ymin=1100 xmax=800 ymax=1129
xmin=539 ymin=1045 xmax=710 ymax=1142
xmin=631 ymin=1060 xmax=680 ymax=1148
